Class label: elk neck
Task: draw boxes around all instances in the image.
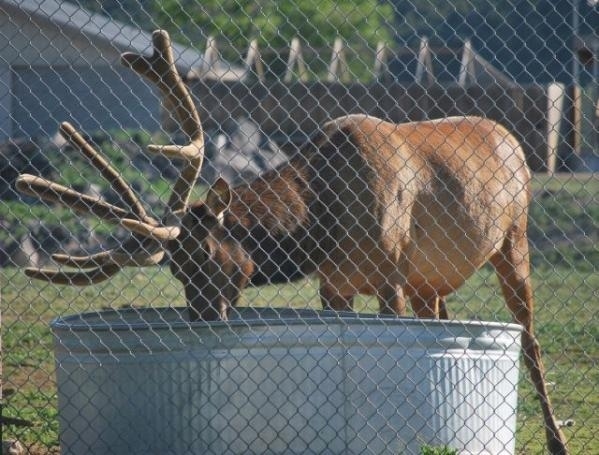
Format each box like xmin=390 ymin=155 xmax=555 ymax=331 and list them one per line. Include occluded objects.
xmin=220 ymin=155 xmax=320 ymax=285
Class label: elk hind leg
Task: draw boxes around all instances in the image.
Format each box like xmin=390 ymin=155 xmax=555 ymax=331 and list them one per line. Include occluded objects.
xmin=377 ymin=283 xmax=407 ymax=316
xmin=491 ymin=229 xmax=568 ymax=455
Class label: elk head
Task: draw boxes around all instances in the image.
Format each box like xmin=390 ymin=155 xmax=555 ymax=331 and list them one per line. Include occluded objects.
xmin=15 ymin=30 xmax=227 ymax=319
xmin=167 ymin=178 xmax=255 ymax=320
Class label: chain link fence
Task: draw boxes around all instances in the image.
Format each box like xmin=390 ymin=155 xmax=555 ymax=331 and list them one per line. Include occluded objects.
xmin=1 ymin=1 xmax=598 ymax=454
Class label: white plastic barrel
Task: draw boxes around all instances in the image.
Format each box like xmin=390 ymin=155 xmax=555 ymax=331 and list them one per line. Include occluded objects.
xmin=52 ymin=307 xmax=522 ymax=455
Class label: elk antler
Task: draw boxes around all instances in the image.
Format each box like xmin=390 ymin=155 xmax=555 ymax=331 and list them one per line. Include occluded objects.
xmin=15 ymin=30 xmax=205 ymax=285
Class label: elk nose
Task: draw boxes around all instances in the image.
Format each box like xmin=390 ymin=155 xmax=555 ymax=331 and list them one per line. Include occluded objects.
xmin=165 ymin=209 xmax=186 ymax=227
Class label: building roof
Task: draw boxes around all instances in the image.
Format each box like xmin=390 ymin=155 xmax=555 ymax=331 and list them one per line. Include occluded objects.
xmin=1 ymin=0 xmax=246 ymax=79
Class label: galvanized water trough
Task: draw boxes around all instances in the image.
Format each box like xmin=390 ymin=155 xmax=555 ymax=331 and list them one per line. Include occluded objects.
xmin=52 ymin=307 xmax=522 ymax=455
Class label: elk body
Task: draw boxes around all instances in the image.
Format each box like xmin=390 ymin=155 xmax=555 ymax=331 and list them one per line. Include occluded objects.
xmin=175 ymin=114 xmax=527 ymax=322
xmin=16 ymin=31 xmax=568 ymax=454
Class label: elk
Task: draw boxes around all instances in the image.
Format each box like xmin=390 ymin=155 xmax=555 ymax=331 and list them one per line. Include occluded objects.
xmin=16 ymin=30 xmax=568 ymax=454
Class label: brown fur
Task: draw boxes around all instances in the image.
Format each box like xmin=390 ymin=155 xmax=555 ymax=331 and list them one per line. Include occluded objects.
xmin=167 ymin=114 xmax=567 ymax=454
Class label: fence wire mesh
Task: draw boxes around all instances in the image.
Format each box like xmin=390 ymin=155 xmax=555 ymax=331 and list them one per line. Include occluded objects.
xmin=1 ymin=1 xmax=598 ymax=454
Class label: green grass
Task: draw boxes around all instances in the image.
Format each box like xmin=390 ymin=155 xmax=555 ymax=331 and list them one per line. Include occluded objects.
xmin=3 ymin=266 xmax=597 ymax=453
xmin=529 ymin=174 xmax=599 ymax=273
xmin=420 ymin=445 xmax=459 ymax=455
xmin=2 ymin=174 xmax=598 ymax=454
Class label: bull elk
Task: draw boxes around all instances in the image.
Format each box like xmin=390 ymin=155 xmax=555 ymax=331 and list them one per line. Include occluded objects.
xmin=16 ymin=30 xmax=568 ymax=454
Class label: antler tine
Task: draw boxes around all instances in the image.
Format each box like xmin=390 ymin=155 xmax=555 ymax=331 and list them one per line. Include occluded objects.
xmin=59 ymin=122 xmax=153 ymax=224
xmin=121 ymin=30 xmax=205 ymax=214
xmin=24 ymin=264 xmax=122 ymax=286
xmin=18 ymin=30 xmax=197 ymax=285
xmin=16 ymin=174 xmax=178 ymax=242
xmin=16 ymin=171 xmax=172 ymax=281
xmin=120 ymin=218 xmax=180 ymax=241
xmin=16 ymin=174 xmax=136 ymax=222
xmin=51 ymin=235 xmax=165 ymax=268
xmin=52 ymin=250 xmax=165 ymax=268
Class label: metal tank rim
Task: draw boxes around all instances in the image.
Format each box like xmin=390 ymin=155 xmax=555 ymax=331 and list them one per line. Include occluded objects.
xmin=50 ymin=306 xmax=523 ymax=333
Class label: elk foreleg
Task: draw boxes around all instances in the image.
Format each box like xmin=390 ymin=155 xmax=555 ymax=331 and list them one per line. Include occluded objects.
xmin=491 ymin=228 xmax=568 ymax=455
xmin=410 ymin=294 xmax=438 ymax=319
xmin=410 ymin=294 xmax=449 ymax=319
xmin=377 ymin=282 xmax=407 ymax=316
xmin=319 ymin=284 xmax=354 ymax=312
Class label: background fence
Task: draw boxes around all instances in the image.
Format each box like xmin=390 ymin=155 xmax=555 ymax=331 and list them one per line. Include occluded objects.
xmin=1 ymin=0 xmax=598 ymax=454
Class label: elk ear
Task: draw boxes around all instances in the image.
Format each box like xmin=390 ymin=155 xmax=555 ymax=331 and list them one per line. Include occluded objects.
xmin=206 ymin=178 xmax=232 ymax=216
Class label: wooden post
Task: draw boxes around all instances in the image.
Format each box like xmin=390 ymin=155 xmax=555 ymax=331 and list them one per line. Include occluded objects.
xmin=284 ymin=37 xmax=308 ymax=83
xmin=546 ymin=82 xmax=566 ymax=174
xmin=187 ymin=35 xmax=220 ymax=81
xmin=327 ymin=37 xmax=350 ymax=83
xmin=373 ymin=41 xmax=389 ymax=80
xmin=245 ymin=39 xmax=265 ymax=82
xmin=202 ymin=35 xmax=219 ymax=76
xmin=563 ymin=84 xmax=582 ymax=170
xmin=415 ymin=36 xmax=434 ymax=86
xmin=458 ymin=40 xmax=475 ymax=87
